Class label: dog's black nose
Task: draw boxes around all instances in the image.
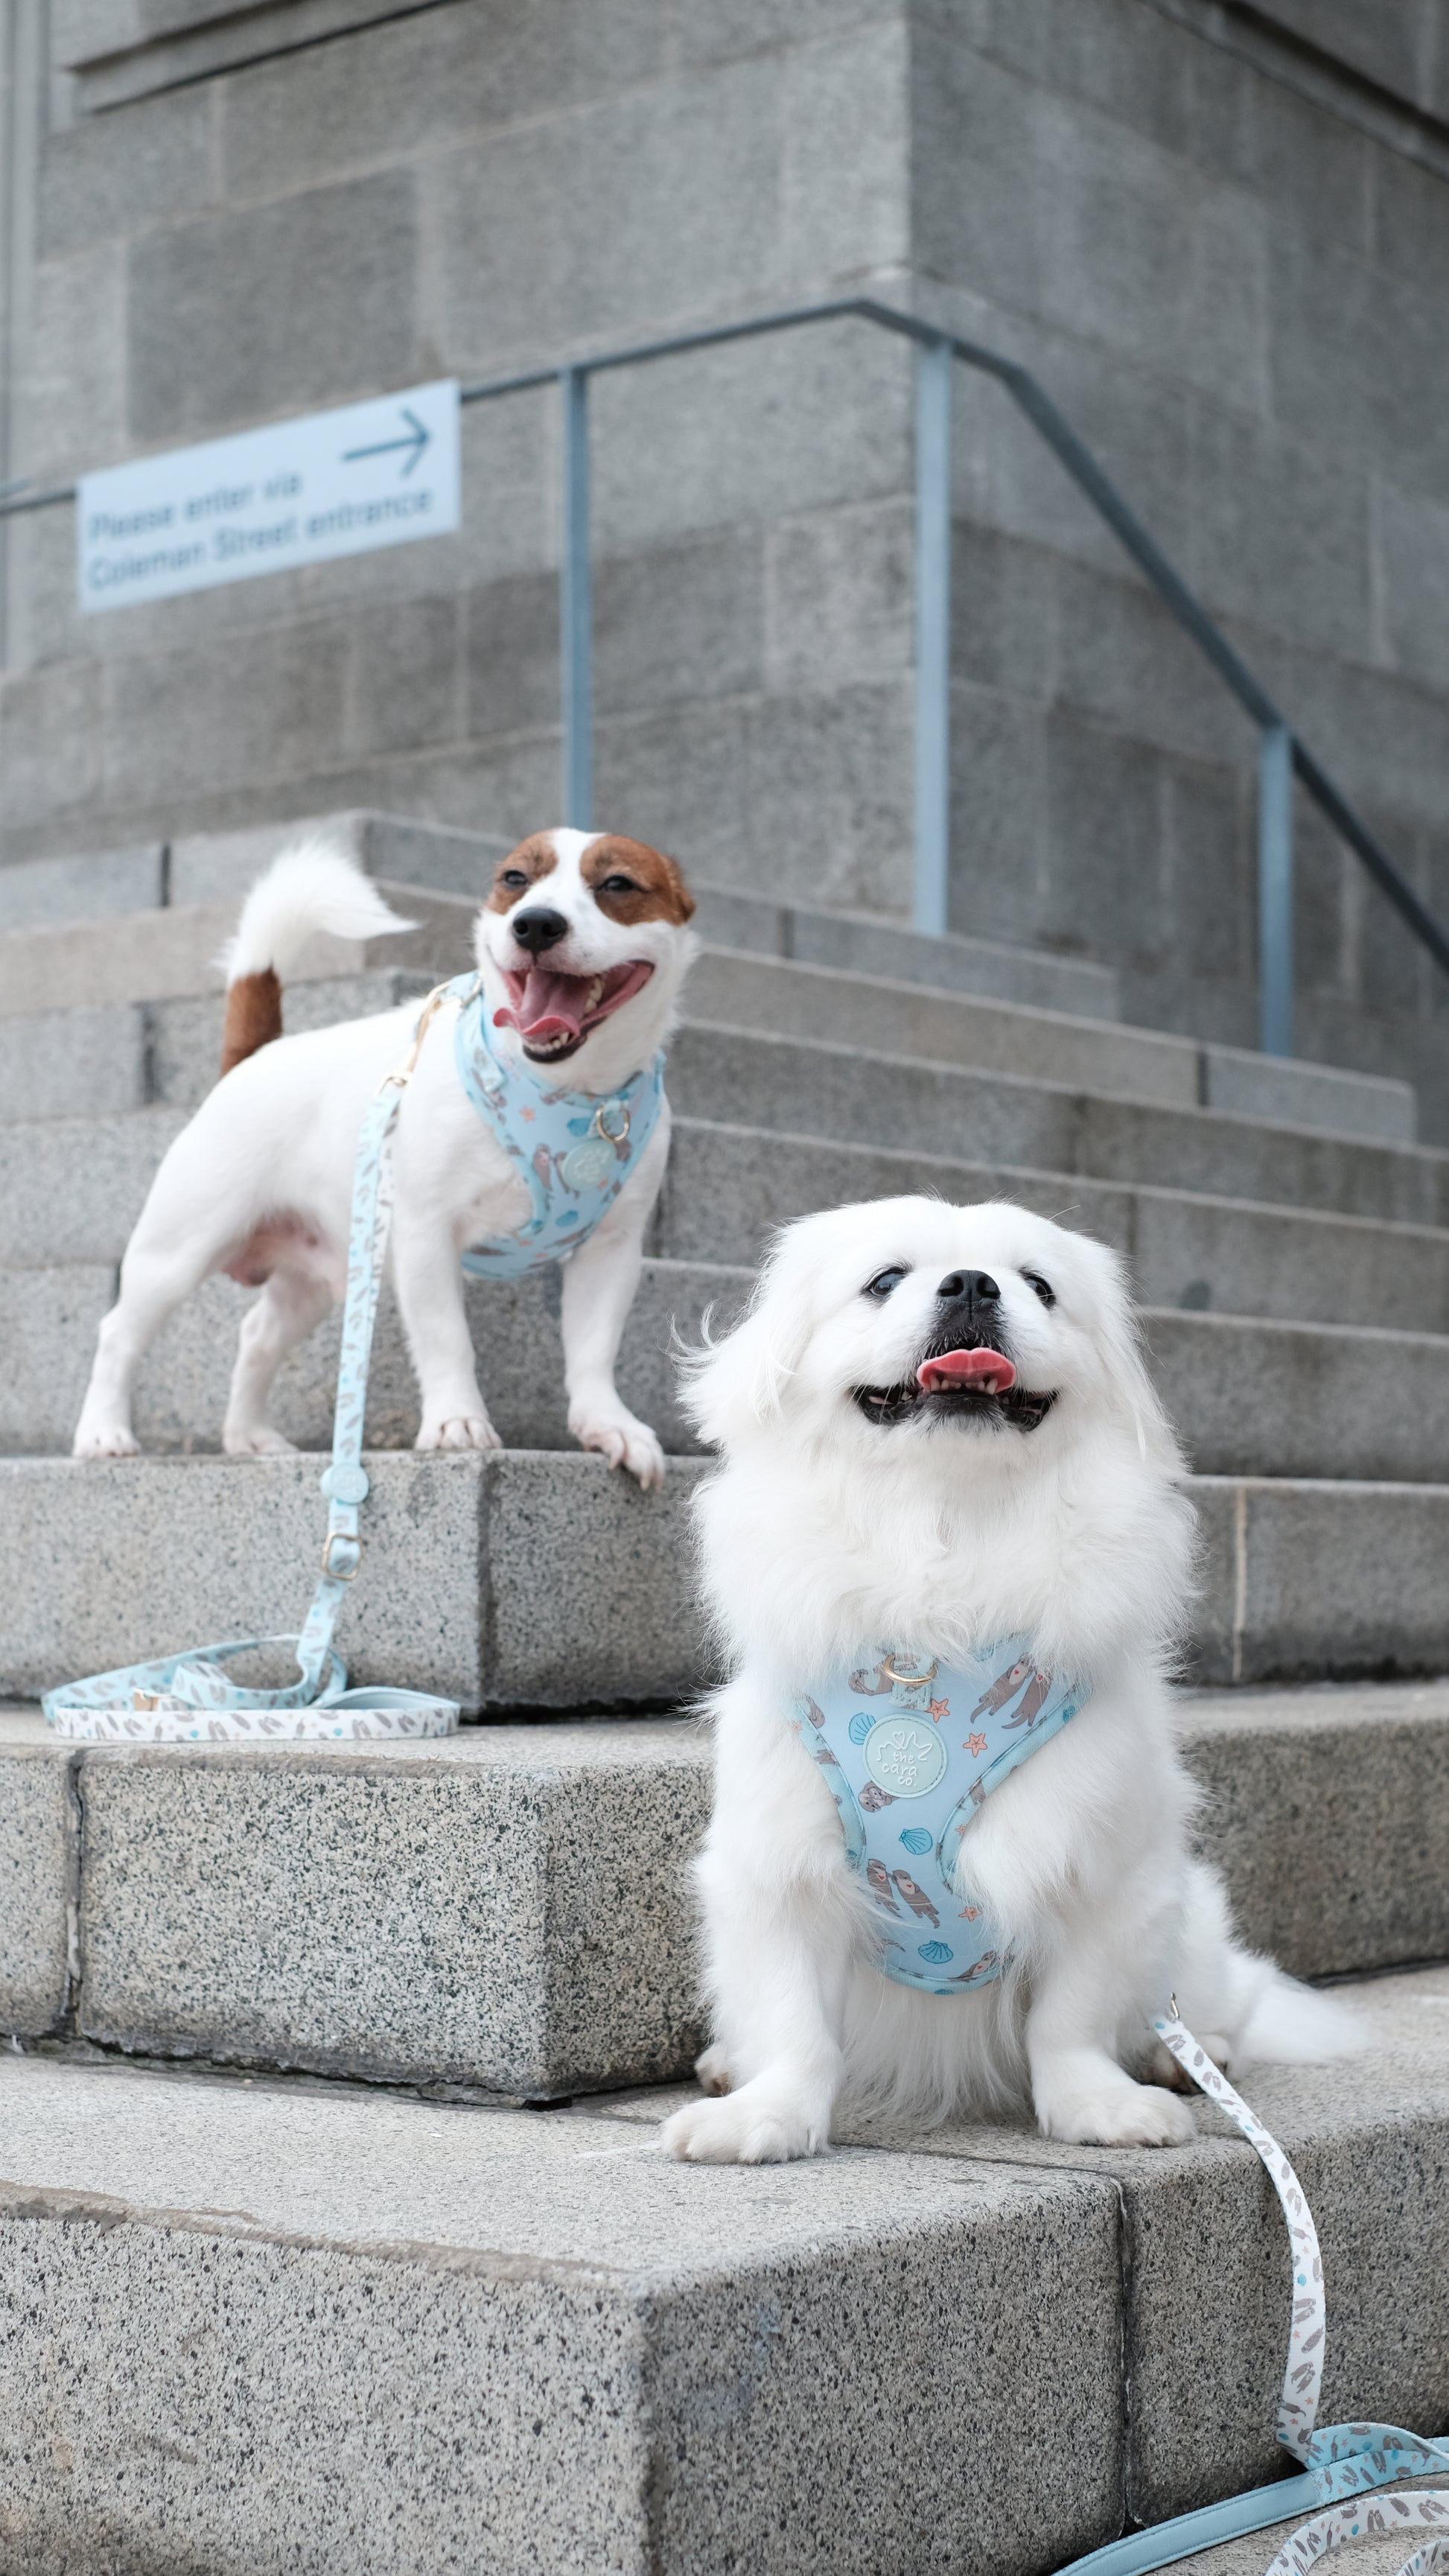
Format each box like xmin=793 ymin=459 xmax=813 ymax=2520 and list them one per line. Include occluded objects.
xmin=937 ymin=1270 xmax=1001 ymax=1308
xmin=511 ymin=908 xmax=570 ymax=953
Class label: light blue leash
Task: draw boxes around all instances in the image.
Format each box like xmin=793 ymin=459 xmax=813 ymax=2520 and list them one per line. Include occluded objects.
xmin=45 ymin=982 xmax=467 ymax=1742
xmin=1059 ymin=2011 xmax=1449 ymax=2576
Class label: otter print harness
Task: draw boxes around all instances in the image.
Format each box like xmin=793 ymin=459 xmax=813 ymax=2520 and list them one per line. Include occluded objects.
xmin=450 ymin=973 xmax=664 ymax=1279
xmin=793 ymin=1640 xmax=1087 ymax=1992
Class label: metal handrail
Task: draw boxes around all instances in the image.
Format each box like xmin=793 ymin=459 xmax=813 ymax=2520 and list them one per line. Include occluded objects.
xmin=6 ymin=290 xmax=1448 ymax=1056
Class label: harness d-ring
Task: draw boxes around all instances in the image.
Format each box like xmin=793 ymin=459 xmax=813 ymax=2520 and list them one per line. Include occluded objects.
xmin=882 ymin=1653 xmax=939 ymax=1688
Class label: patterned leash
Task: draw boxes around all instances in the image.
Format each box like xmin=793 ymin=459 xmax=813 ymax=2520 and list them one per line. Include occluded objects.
xmin=1060 ymin=2012 xmax=1449 ymax=2576
xmin=43 ymin=985 xmax=464 ymax=1742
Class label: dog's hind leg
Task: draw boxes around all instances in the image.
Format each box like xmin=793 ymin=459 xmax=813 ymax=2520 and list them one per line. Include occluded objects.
xmin=73 ymin=1238 xmax=216 ymax=1459
xmin=223 ymin=1270 xmax=335 ymax=1455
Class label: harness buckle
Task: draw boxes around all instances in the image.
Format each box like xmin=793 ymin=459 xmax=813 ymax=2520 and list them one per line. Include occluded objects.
xmin=322 ymin=1531 xmax=362 ymax=1583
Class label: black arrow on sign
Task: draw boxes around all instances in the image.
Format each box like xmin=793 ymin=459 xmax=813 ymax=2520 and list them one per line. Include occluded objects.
xmin=341 ymin=407 xmax=430 ymax=478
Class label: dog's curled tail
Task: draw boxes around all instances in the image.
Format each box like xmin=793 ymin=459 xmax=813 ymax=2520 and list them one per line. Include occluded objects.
xmin=217 ymin=836 xmax=416 ymax=1077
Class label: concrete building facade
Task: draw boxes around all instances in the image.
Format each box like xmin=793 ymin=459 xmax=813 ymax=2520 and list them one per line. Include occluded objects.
xmin=4 ymin=0 xmax=1449 ymax=1122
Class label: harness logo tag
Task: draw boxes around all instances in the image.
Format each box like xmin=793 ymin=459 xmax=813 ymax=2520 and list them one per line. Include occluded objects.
xmin=863 ymin=1716 xmax=949 ymax=1798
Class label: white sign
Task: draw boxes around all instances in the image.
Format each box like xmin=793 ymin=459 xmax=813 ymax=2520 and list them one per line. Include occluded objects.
xmin=77 ymin=380 xmax=460 ymax=614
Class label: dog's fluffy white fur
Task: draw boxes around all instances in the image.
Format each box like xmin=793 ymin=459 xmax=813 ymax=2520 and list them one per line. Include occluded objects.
xmin=72 ymin=827 xmax=696 ymax=1482
xmin=663 ymin=1195 xmax=1358 ymax=2163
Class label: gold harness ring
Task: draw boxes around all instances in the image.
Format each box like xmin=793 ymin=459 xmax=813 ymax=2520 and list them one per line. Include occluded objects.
xmin=882 ymin=1654 xmax=939 ymax=1688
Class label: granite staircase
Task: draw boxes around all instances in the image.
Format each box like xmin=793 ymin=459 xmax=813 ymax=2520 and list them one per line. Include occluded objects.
xmin=0 ymin=811 xmax=1445 ymax=2575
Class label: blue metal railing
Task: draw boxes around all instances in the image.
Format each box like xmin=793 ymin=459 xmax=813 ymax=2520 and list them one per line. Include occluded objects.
xmin=6 ymin=291 xmax=1449 ymax=1057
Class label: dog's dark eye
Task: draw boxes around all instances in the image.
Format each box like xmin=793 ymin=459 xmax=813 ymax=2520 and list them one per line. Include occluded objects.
xmin=863 ymin=1267 xmax=908 ymax=1300
xmin=500 ymin=868 xmax=530 ymax=890
xmin=599 ymin=874 xmax=638 ymax=894
xmin=1022 ymin=1271 xmax=1055 ymax=1308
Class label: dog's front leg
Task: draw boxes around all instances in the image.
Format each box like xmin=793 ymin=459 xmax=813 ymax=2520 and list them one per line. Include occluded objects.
xmin=662 ymin=1871 xmax=847 ymax=2164
xmin=560 ymin=1116 xmax=669 ymax=1489
xmin=392 ymin=1221 xmax=501 ymax=1454
xmin=663 ymin=1699 xmax=848 ymax=2164
xmin=1025 ymin=1907 xmax=1194 ymax=2149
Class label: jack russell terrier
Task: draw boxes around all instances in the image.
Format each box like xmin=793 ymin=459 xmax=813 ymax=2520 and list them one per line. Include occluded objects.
xmin=71 ymin=827 xmax=698 ymax=1486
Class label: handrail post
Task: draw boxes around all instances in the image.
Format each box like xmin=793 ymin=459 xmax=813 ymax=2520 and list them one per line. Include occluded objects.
xmin=913 ymin=335 xmax=952 ymax=935
xmin=560 ymin=364 xmax=592 ymax=830
xmin=1258 ymin=724 xmax=1293 ymax=1057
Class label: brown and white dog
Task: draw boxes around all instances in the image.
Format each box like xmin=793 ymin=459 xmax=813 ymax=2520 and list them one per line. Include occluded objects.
xmin=72 ymin=827 xmax=697 ymax=1483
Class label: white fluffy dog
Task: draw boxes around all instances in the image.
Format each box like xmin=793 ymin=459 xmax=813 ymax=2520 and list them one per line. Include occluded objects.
xmin=72 ymin=827 xmax=696 ymax=1482
xmin=663 ymin=1195 xmax=1355 ymax=2164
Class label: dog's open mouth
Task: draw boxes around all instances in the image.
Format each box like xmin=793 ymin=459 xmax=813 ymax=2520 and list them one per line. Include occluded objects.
xmin=494 ymin=960 xmax=655 ymax=1062
xmin=853 ymin=1341 xmax=1057 ymax=1433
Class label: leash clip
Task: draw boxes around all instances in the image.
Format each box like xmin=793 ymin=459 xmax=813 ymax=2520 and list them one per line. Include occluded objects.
xmin=380 ymin=976 xmax=475 ymax=1095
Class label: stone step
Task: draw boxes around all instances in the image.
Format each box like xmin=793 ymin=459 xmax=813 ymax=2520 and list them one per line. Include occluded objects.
xmin=587 ymin=1966 xmax=1449 ymax=2553
xmin=1 ymin=1681 xmax=1442 ymax=2100
xmin=0 ymin=1256 xmax=748 ymax=1462
xmin=1 ymin=1451 xmax=1448 ymax=1708
xmin=7 ymin=1257 xmax=1449 ymax=1485
xmin=0 ymin=966 xmax=433 ymax=1123
xmin=663 ymin=1119 xmax=1449 ymax=1335
xmin=0 ymin=1449 xmax=707 ymax=1714
xmin=0 ymin=1963 xmax=1441 ymax=2572
xmin=66 ymin=1098 xmax=1449 ymax=1343
xmin=0 ymin=885 xmax=466 ymax=1021
xmin=0 ymin=802 xmax=1121 ymax=1019
xmin=4 ymin=1023 xmax=1446 ymax=1309
xmin=0 ymin=902 xmax=1412 ymax=1148
xmin=667 ymin=1023 xmax=1449 ymax=1227
xmin=686 ymin=949 xmax=1415 ymax=1145
xmin=6 ymin=1100 xmax=1449 ymax=1355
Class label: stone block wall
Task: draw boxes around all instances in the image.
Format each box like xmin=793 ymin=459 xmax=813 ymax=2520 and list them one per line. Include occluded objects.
xmin=4 ymin=0 xmax=1449 ymax=1125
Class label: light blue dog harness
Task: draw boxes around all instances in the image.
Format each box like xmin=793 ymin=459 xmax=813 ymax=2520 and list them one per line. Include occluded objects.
xmin=44 ymin=975 xmax=664 ymax=1740
xmin=794 ymin=1640 xmax=1086 ymax=1991
xmin=450 ymin=973 xmax=664 ymax=1278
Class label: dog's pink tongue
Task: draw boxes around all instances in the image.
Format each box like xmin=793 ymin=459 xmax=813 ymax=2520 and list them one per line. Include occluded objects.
xmin=494 ymin=965 xmax=586 ymax=1040
xmin=917 ymin=1346 xmax=1018 ymax=1396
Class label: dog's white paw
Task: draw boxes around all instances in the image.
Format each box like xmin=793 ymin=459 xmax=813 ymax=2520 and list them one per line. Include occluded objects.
xmin=1041 ymin=2081 xmax=1195 ymax=2149
xmin=415 ymin=1413 xmax=502 ymax=1453
xmin=661 ymin=2083 xmax=827 ymax=2165
xmin=569 ymin=1404 xmax=666 ymax=1490
xmin=223 ymin=1425 xmax=297 ymax=1457
xmin=695 ymin=2044 xmax=733 ymax=2096
xmin=72 ymin=1423 xmax=140 ymax=1460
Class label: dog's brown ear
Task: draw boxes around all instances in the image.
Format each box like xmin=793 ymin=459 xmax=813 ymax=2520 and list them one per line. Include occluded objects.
xmin=220 ymin=969 xmax=282 ymax=1077
xmin=650 ymin=847 xmax=695 ymax=925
